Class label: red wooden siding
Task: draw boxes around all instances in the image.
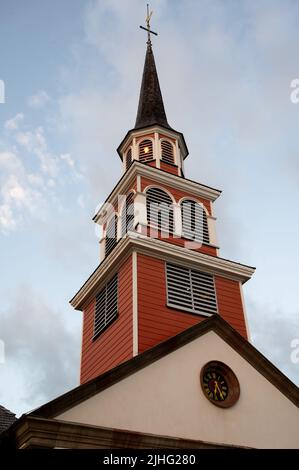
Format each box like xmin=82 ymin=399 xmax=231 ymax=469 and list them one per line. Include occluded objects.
xmin=146 ymin=161 xmax=157 ymax=168
xmin=214 ymin=276 xmax=247 ymax=339
xmin=80 ymin=255 xmax=133 ymax=384
xmin=160 ymin=161 xmax=179 ymax=176
xmin=137 ymin=254 xmax=205 ymax=353
xmin=141 ymin=225 xmax=217 ymax=257
xmin=137 ymin=254 xmax=248 ymax=354
xmin=138 ymin=161 xmax=179 ymax=176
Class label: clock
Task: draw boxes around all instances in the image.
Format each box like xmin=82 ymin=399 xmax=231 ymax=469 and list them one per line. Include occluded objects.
xmin=200 ymin=361 xmax=240 ymax=408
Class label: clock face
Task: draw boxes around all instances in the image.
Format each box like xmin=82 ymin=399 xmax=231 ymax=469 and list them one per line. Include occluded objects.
xmin=200 ymin=361 xmax=240 ymax=408
xmin=202 ymin=369 xmax=228 ymax=402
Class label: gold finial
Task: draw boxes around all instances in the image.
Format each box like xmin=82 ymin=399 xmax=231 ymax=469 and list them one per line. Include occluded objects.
xmin=139 ymin=3 xmax=158 ymax=45
xmin=146 ymin=4 xmax=153 ymax=31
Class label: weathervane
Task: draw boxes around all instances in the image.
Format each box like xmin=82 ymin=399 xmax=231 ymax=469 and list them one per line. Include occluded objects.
xmin=139 ymin=3 xmax=158 ymax=45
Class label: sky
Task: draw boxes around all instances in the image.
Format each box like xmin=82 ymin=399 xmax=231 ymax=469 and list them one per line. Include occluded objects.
xmin=0 ymin=0 xmax=298 ymax=417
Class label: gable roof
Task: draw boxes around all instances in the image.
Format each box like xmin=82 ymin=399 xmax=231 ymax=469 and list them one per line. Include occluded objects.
xmin=0 ymin=405 xmax=16 ymax=434
xmin=29 ymin=316 xmax=299 ymax=420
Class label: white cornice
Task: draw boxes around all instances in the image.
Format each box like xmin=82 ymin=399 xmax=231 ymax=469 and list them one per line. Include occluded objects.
xmin=70 ymin=232 xmax=255 ymax=311
xmin=93 ymin=162 xmax=221 ymax=223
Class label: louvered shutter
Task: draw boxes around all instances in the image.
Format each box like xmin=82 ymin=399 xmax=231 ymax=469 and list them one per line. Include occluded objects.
xmin=146 ymin=187 xmax=174 ymax=234
xmin=166 ymin=263 xmax=193 ymax=310
xmin=181 ymin=199 xmax=210 ymax=244
xmin=126 ymin=148 xmax=132 ymax=170
xmin=161 ymin=140 xmax=174 ymax=164
xmin=139 ymin=139 xmax=153 ymax=162
xmin=94 ymin=274 xmax=118 ymax=338
xmin=166 ymin=263 xmax=217 ymax=315
xmin=105 ymin=215 xmax=117 ymax=257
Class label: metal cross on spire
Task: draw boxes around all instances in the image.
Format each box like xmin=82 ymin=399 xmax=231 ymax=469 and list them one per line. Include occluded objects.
xmin=139 ymin=3 xmax=158 ymax=45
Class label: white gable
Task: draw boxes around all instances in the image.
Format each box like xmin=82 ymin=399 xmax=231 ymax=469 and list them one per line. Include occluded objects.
xmin=57 ymin=331 xmax=299 ymax=449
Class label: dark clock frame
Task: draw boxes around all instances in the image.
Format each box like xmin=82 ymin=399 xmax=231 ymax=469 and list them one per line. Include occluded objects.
xmin=200 ymin=360 xmax=240 ymax=408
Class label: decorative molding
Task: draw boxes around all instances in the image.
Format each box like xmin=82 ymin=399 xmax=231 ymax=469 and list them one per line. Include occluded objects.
xmin=175 ymin=139 xmax=181 ymax=175
xmin=132 ymin=137 xmax=137 ymax=161
xmin=239 ymin=281 xmax=251 ymax=342
xmin=207 ymin=215 xmax=218 ymax=247
xmin=93 ymin=162 xmax=221 ymax=224
xmin=154 ymin=132 xmax=160 ymax=168
xmin=136 ymin=174 xmax=141 ymax=193
xmin=70 ymin=232 xmax=255 ymax=311
xmin=9 ymin=415 xmax=241 ymax=449
xmin=132 ymin=251 xmax=138 ymax=356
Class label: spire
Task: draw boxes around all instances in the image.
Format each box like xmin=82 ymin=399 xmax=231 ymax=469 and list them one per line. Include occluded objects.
xmin=135 ymin=7 xmax=171 ymax=130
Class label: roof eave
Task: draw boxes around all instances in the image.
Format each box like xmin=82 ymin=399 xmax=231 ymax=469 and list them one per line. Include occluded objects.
xmin=69 ymin=233 xmax=255 ymax=311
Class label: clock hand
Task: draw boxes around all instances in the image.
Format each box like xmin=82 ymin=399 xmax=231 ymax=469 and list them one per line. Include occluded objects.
xmin=215 ymin=381 xmax=224 ymax=399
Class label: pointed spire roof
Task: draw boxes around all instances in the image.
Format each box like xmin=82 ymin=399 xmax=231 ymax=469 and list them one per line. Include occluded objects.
xmin=135 ymin=41 xmax=171 ymax=130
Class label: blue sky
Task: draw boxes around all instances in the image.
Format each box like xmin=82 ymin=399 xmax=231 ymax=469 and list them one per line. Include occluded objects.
xmin=0 ymin=0 xmax=298 ymax=416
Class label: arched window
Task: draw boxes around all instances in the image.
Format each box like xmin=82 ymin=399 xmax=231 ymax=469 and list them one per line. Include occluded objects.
xmin=139 ymin=139 xmax=153 ymax=162
xmin=161 ymin=140 xmax=174 ymax=164
xmin=181 ymin=199 xmax=209 ymax=244
xmin=126 ymin=148 xmax=132 ymax=170
xmin=146 ymin=187 xmax=174 ymax=234
xmin=105 ymin=215 xmax=118 ymax=257
xmin=121 ymin=192 xmax=134 ymax=236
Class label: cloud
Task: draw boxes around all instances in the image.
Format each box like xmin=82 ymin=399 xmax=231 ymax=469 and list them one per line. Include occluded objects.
xmin=61 ymin=153 xmax=74 ymax=168
xmin=0 ymin=286 xmax=81 ymax=416
xmin=0 ymin=150 xmax=44 ymax=232
xmin=0 ymin=115 xmax=83 ymax=232
xmin=15 ymin=126 xmax=60 ymax=178
xmin=27 ymin=90 xmax=50 ymax=109
xmin=4 ymin=113 xmax=24 ymax=131
xmin=0 ymin=204 xmax=16 ymax=231
xmin=247 ymin=299 xmax=299 ymax=386
xmin=15 ymin=131 xmax=32 ymax=147
xmin=77 ymin=194 xmax=85 ymax=208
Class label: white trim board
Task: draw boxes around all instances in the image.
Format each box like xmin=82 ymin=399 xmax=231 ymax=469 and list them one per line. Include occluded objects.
xmin=93 ymin=162 xmax=221 ymax=224
xmin=70 ymin=232 xmax=255 ymax=311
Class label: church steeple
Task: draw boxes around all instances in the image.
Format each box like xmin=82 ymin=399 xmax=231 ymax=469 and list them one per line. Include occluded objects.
xmin=72 ymin=8 xmax=255 ymax=388
xmin=117 ymin=5 xmax=188 ymax=176
xmin=134 ymin=41 xmax=171 ymax=130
